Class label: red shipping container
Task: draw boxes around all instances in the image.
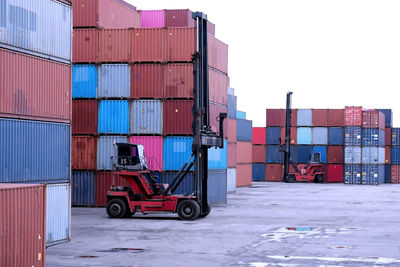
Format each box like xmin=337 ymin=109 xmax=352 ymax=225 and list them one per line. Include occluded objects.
xmin=327 ymin=164 xmax=343 ymax=182
xmin=227 ymin=119 xmax=237 ymax=143
xmin=132 ymin=28 xmax=165 ymax=62
xmin=236 ymin=164 xmax=252 ymax=187
xmin=391 ymin=165 xmax=400 ymax=183
xmin=312 ymin=109 xmax=328 ymax=126
xmin=73 ymin=0 xmax=140 ymax=28
xmin=265 ymin=164 xmax=283 ymax=182
xmin=327 ymin=146 xmax=344 ymax=163
xmin=252 ymin=127 xmax=266 ymax=145
xmin=236 ymin=142 xmax=252 ymax=164
xmin=280 ymin=127 xmax=297 ymax=145
xmin=328 ymin=109 xmax=344 ymax=127
xmin=228 ymin=142 xmax=236 ymax=168
xmin=99 ymin=29 xmax=131 ymax=62
xmin=0 ymin=184 xmax=46 ymax=267
xmin=208 ymin=34 xmax=228 ymax=74
xmin=0 ymin=48 xmax=71 ymax=123
xmin=385 ymin=146 xmax=391 ymax=165
xmin=165 ymin=28 xmax=195 ymax=62
xmin=345 ymin=106 xmax=362 ymax=126
xmin=96 ymin=172 xmax=130 ymax=206
xmin=266 ymin=109 xmax=282 ymax=127
xmin=165 ymin=9 xmax=194 ymax=27
xmin=73 ymin=29 xmax=98 ymax=63
xmin=282 ymin=109 xmax=297 ymax=127
xmin=252 ymin=145 xmax=266 ymax=163
xmin=362 ymin=109 xmax=385 ymax=129
xmin=72 ymin=100 xmax=97 ymax=134
xmin=131 ymin=64 xmax=163 ymax=99
xmin=209 ymin=68 xmax=228 ymax=105
xmin=72 ymin=136 xmax=97 ymax=170
xmin=385 ymin=128 xmax=391 ymax=146
xmin=164 ymin=63 xmax=193 ymax=98
xmin=163 ymin=100 xmax=193 ymax=135
xmin=209 ymin=102 xmax=228 ymax=139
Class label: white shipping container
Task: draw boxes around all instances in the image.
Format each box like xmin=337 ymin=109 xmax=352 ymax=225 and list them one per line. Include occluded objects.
xmin=131 ymin=100 xmax=162 ymax=134
xmin=227 ymin=168 xmax=236 ymax=193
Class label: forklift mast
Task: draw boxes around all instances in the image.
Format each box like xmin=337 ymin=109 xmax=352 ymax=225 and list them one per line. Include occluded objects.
xmin=282 ymin=92 xmax=293 ymax=181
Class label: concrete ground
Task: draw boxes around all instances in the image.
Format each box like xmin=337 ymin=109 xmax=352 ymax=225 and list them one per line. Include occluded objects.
xmin=47 ymin=182 xmax=400 ymax=267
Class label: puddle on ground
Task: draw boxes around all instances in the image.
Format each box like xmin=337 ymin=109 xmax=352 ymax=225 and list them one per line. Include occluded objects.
xmin=79 ymin=255 xmax=98 ymax=258
xmin=287 ymin=227 xmax=312 ymax=231
xmin=97 ymin=248 xmax=146 ymax=253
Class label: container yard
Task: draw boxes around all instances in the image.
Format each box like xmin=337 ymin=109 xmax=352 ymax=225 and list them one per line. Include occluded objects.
xmin=2 ymin=0 xmax=400 ymax=266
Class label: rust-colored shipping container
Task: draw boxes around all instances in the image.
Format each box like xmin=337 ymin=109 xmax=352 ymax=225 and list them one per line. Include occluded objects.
xmin=96 ymin=172 xmax=130 ymax=206
xmin=164 ymin=63 xmax=193 ymax=98
xmin=208 ymin=34 xmax=228 ymax=74
xmin=163 ymin=100 xmax=193 ymax=135
xmin=252 ymin=127 xmax=266 ymax=145
xmin=131 ymin=64 xmax=163 ymax=99
xmin=328 ymin=109 xmax=344 ymax=127
xmin=362 ymin=109 xmax=385 ymax=129
xmin=165 ymin=9 xmax=194 ymax=27
xmin=165 ymin=28 xmax=195 ymax=62
xmin=386 ymin=146 xmax=391 ymax=165
xmin=265 ymin=164 xmax=283 ymax=182
xmin=0 ymin=184 xmax=46 ymax=267
xmin=72 ymin=100 xmax=97 ymax=134
xmin=228 ymin=142 xmax=236 ymax=168
xmin=391 ymin=165 xmax=400 ymax=183
xmin=0 ymin=48 xmax=71 ymax=123
xmin=385 ymin=128 xmax=391 ymax=146
xmin=209 ymin=103 xmax=228 ymax=139
xmin=327 ymin=164 xmax=343 ymax=183
xmin=236 ymin=142 xmax=252 ymax=164
xmin=73 ymin=29 xmax=98 ymax=63
xmin=73 ymin=0 xmax=140 ymax=28
xmin=209 ymin=69 xmax=228 ymax=105
xmin=266 ymin=109 xmax=282 ymax=127
xmin=252 ymin=145 xmax=266 ymax=163
xmin=282 ymin=109 xmax=297 ymax=127
xmin=327 ymin=146 xmax=343 ymax=163
xmin=132 ymin=28 xmax=165 ymax=62
xmin=236 ymin=164 xmax=252 ymax=187
xmin=345 ymin=106 xmax=362 ymax=126
xmin=280 ymin=127 xmax=297 ymax=145
xmin=227 ymin=119 xmax=237 ymax=143
xmin=72 ymin=136 xmax=97 ymax=170
xmin=312 ymin=109 xmax=328 ymax=126
xmin=207 ymin=21 xmax=216 ymax=36
xmin=99 ymin=29 xmax=131 ymax=62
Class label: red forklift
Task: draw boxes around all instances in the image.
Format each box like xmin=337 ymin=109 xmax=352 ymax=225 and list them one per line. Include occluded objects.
xmin=106 ymin=13 xmax=226 ymax=220
xmin=280 ymin=92 xmax=324 ymax=183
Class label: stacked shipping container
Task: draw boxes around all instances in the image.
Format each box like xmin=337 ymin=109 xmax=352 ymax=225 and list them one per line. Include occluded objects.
xmin=227 ymin=88 xmax=237 ymax=193
xmin=236 ymin=111 xmax=253 ymax=187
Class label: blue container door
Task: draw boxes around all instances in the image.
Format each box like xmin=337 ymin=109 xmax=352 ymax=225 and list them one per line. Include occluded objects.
xmin=312 ymin=127 xmax=328 ymax=145
xmin=297 ymin=127 xmax=312 ymax=145
xmin=345 ymin=127 xmax=361 ymax=146
xmin=391 ymin=147 xmax=400 ymax=164
xmin=252 ymin=163 xmax=265 ymax=181
xmin=378 ymin=109 xmax=393 ymax=128
xmin=266 ymin=127 xmax=281 ymax=144
xmin=72 ymin=65 xmax=98 ymax=98
xmin=208 ymin=170 xmax=227 ymax=205
xmin=72 ymin=171 xmax=95 ymax=206
xmin=379 ymin=130 xmax=385 ymax=147
xmin=208 ymin=140 xmax=227 ymax=169
xmin=328 ymin=127 xmax=343 ymax=145
xmin=266 ymin=145 xmax=282 ymax=163
xmin=297 ymin=145 xmax=312 ymax=163
xmin=98 ymin=100 xmax=130 ymax=134
xmin=161 ymin=172 xmax=194 ymax=195
xmin=163 ymin=137 xmax=194 ymax=171
xmin=237 ymin=119 xmax=252 ymax=142
xmin=228 ymin=95 xmax=237 ymax=119
xmin=312 ymin=146 xmax=327 ymax=163
xmin=385 ymin=165 xmax=391 ymax=183
xmin=297 ymin=109 xmax=312 ymax=126
xmin=392 ymin=128 xmax=400 ymax=146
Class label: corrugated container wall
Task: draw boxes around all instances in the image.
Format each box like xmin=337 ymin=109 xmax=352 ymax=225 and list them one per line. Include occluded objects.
xmin=209 ymin=69 xmax=228 ymax=105
xmin=297 ymin=127 xmax=312 ymax=145
xmin=345 ymin=146 xmax=362 ymax=164
xmin=131 ymin=64 xmax=163 ymax=98
xmin=282 ymin=109 xmax=298 ymax=127
xmin=297 ymin=145 xmax=312 ymax=163
xmin=236 ymin=142 xmax=252 ymax=164
xmin=208 ymin=170 xmax=227 ymax=205
xmin=265 ymin=164 xmax=283 ymax=182
xmin=391 ymin=147 xmax=400 ymax=164
xmin=362 ymin=129 xmax=385 ymax=147
xmin=385 ymin=146 xmax=391 ymax=164
xmin=72 ymin=136 xmax=97 ymax=170
xmin=252 ymin=164 xmax=265 ymax=181
xmin=0 ymin=184 xmax=46 ymax=267
xmin=378 ymin=109 xmax=393 ymax=128
xmin=312 ymin=109 xmax=328 ymax=126
xmin=385 ymin=164 xmax=391 ymax=183
xmin=236 ymin=164 xmax=252 ymax=187
xmin=345 ymin=127 xmax=362 ymax=146
xmin=228 ymin=95 xmax=237 ymax=119
xmin=237 ymin=119 xmax=252 ymax=142
xmin=391 ymin=165 xmax=400 ymax=183
xmin=96 ymin=172 xmax=129 ymax=206
xmin=209 ymin=103 xmax=228 ymax=137
xmin=392 ymin=128 xmax=400 ymax=146
xmin=131 ymin=100 xmax=162 ymax=134
xmin=207 ymin=21 xmax=216 ymax=36
xmin=385 ymin=128 xmax=391 ymax=146
xmin=72 ymin=100 xmax=98 ymax=134
xmin=208 ymin=140 xmax=228 ymax=169
xmin=164 ymin=63 xmax=193 ymax=98
xmin=99 ymin=64 xmax=130 ymax=98
xmin=208 ymin=34 xmax=228 ymax=74
xmin=237 ymin=111 xmax=246 ymax=119
xmin=297 ymin=109 xmax=312 ymax=126
xmin=227 ymin=168 xmax=236 ymax=193
xmin=99 ymin=29 xmax=131 ymax=63
xmin=97 ymin=136 xmax=128 ymax=170
xmin=345 ymin=106 xmax=362 ymax=126
xmin=312 ymin=127 xmax=328 ymax=145
xmin=160 ymin=172 xmax=194 ymax=195
xmin=72 ymin=64 xmax=98 ymax=98
xmin=130 ymin=136 xmax=163 ymax=171
xmin=266 ymin=145 xmax=282 ymax=163
xmin=163 ymin=100 xmax=193 ymax=135
xmin=141 ymin=10 xmax=165 ymax=28
xmin=266 ymin=127 xmax=281 ymax=145
xmin=266 ymin=109 xmax=282 ymax=127
xmin=165 ymin=27 xmax=195 ymax=62
xmin=0 ymin=49 xmax=71 ymax=122
xmin=362 ymin=110 xmax=385 ymax=129
xmin=361 ymin=147 xmax=385 ymax=164
xmin=163 ymin=137 xmax=193 ymax=171
xmin=165 ymin=9 xmax=194 ymax=27
xmin=227 ymin=119 xmax=237 ymax=143
xmin=132 ymin=28 xmax=165 ymax=62
xmin=98 ymin=100 xmax=130 ymax=134
xmin=344 ymin=164 xmax=361 ymax=184
xmin=362 ymin=164 xmax=385 ymax=185
xmin=227 ymin=143 xmax=236 ymax=168
xmin=252 ymin=127 xmax=266 ymax=145
xmin=328 ymin=109 xmax=344 ymax=126
xmin=280 ymin=127 xmax=297 ymax=145
xmin=73 ymin=29 xmax=98 ymax=63
xmin=71 ymin=171 xmax=95 ymax=206
xmin=0 ymin=119 xmax=70 ymax=183
xmin=327 ymin=146 xmax=344 ymax=163
xmin=327 ymin=165 xmax=343 ymax=182
xmin=312 ymin=146 xmax=327 ymax=163
xmin=328 ymin=127 xmax=344 ymax=145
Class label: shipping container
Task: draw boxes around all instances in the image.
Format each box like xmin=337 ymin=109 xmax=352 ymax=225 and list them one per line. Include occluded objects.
xmin=207 ymin=21 xmax=216 ymax=36
xmin=73 ymin=0 xmax=140 ymax=28
xmin=328 ymin=127 xmax=344 ymax=145
xmin=362 ymin=128 xmax=385 ymax=147
xmin=378 ymin=109 xmax=393 ymax=128
xmin=0 ymin=184 xmax=46 ymax=267
xmin=297 ymin=127 xmax=312 ymax=145
xmin=228 ymin=95 xmax=237 ymax=119
xmin=159 ymin=172 xmax=194 ymax=195
xmin=140 ymin=10 xmax=165 ymax=28
xmin=130 ymin=136 xmax=163 ymax=171
xmin=163 ymin=100 xmax=193 ymax=135
xmin=0 ymin=48 xmax=71 ymax=122
xmin=227 ymin=142 xmax=236 ymax=168
xmin=237 ymin=111 xmax=246 ymax=119
xmin=391 ymin=147 xmax=400 ymax=164
xmin=266 ymin=127 xmax=281 ymax=145
xmin=97 ymin=136 xmax=128 ymax=170
xmin=73 ymin=29 xmax=98 ymax=63
xmin=236 ymin=142 xmax=253 ymax=164
xmin=344 ymin=126 xmax=362 ymax=146
xmin=345 ymin=106 xmax=362 ymax=126
xmin=165 ymin=27 xmax=195 ymax=62
xmin=328 ymin=109 xmax=344 ymax=127
xmin=131 ymin=28 xmax=165 ymax=62
xmin=312 ymin=127 xmax=328 ymax=145
xmin=46 ymin=183 xmax=70 ymax=246
xmin=208 ymin=140 xmax=228 ymax=170
xmin=72 ymin=136 xmax=97 ymax=170
xmin=266 ymin=145 xmax=282 ymax=163
xmin=98 ymin=100 xmax=130 ymax=134
xmin=385 ymin=164 xmax=391 ymax=183
xmin=131 ymin=100 xmax=162 ymax=134
xmin=385 ymin=128 xmax=391 ymax=146
xmin=227 ymin=168 xmax=236 ymax=193
xmin=252 ymin=164 xmax=265 ymax=181
xmin=385 ymin=146 xmax=391 ymax=165
xmin=265 ymin=164 xmax=283 ymax=182
xmin=163 ymin=136 xmax=193 ymax=171
xmin=237 ymin=119 xmax=252 ymax=142
xmin=72 ymin=100 xmax=98 ymax=134
xmin=0 ymin=119 xmax=70 ymax=183
xmin=227 ymin=87 xmax=234 ymax=95
xmin=72 ymin=64 xmax=98 ymax=98
xmin=236 ymin=164 xmax=252 ymax=187
xmin=392 ymin=128 xmax=400 ymax=146
xmin=131 ymin=64 xmax=163 ymax=98
xmin=327 ymin=146 xmax=344 ymax=163
xmin=208 ymin=34 xmax=228 ymax=74
xmin=297 ymin=109 xmax=312 ymax=126
xmin=0 ymin=0 xmax=71 ymax=62
xmin=227 ymin=119 xmax=237 ymax=143
xmin=208 ymin=170 xmax=227 ymax=205
xmin=99 ymin=29 xmax=131 ymax=63
xmin=266 ymin=109 xmax=282 ymax=127
xmin=165 ymin=9 xmax=194 ymax=27
xmin=282 ymin=109 xmax=297 ymax=127
xmin=361 ymin=164 xmax=385 ymax=185
xmin=209 ymin=68 xmax=228 ymax=105
xmin=164 ymin=63 xmax=193 ymax=98
xmin=280 ymin=127 xmax=297 ymax=145
xmin=312 ymin=146 xmax=327 ymax=163
xmin=344 ymin=146 xmax=362 ymax=164
xmin=344 ymin=164 xmax=361 ymax=184
xmin=327 ymin=164 xmax=343 ymax=183
xmin=99 ymin=64 xmax=130 ymax=98
xmin=312 ymin=109 xmax=328 ymax=126
xmin=297 ymin=145 xmax=312 ymax=163
xmin=362 ymin=109 xmax=385 ymax=129
xmin=391 ymin=165 xmax=400 ymax=183
xmin=95 ymin=172 xmax=129 ymax=206
xmin=71 ymin=171 xmax=95 ymax=206
xmin=289 ymin=145 xmax=298 ymax=163
xmin=209 ymin=103 xmax=228 ymax=138
xmin=252 ymin=145 xmax=266 ymax=163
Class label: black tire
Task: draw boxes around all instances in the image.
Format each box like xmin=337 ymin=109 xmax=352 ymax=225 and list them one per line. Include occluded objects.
xmin=285 ymin=174 xmax=296 ymax=183
xmin=199 ymin=203 xmax=211 ymax=218
xmin=177 ymin=200 xmax=201 ymax=220
xmin=124 ymin=209 xmax=135 ymax=218
xmin=106 ymin=198 xmax=127 ymax=218
xmin=315 ymin=174 xmax=324 ymax=183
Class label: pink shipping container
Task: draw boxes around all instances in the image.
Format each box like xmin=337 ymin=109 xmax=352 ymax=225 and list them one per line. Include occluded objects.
xmin=391 ymin=165 xmax=400 ymax=183
xmin=227 ymin=119 xmax=237 ymax=143
xmin=0 ymin=48 xmax=71 ymax=123
xmin=96 ymin=172 xmax=129 ymax=206
xmin=209 ymin=103 xmax=228 ymax=139
xmin=72 ymin=136 xmax=97 ymax=170
xmin=228 ymin=142 xmax=236 ymax=168
xmin=345 ymin=106 xmax=362 ymax=126
xmin=132 ymin=28 xmax=165 ymax=62
xmin=328 ymin=109 xmax=344 ymax=127
xmin=0 ymin=184 xmax=46 ymax=267
xmin=362 ymin=109 xmax=385 ymax=129
xmin=73 ymin=0 xmax=140 ymax=28
xmin=236 ymin=164 xmax=252 ymax=187
xmin=164 ymin=63 xmax=193 ymax=99
xmin=140 ymin=10 xmax=165 ymax=28
xmin=73 ymin=29 xmax=99 ymax=63
xmin=165 ymin=27 xmax=195 ymax=62
xmin=209 ymin=69 xmax=228 ymax=105
xmin=252 ymin=145 xmax=266 ymax=163
xmin=99 ymin=29 xmax=131 ymax=62
xmin=163 ymin=100 xmax=193 ymax=135
xmin=208 ymin=34 xmax=228 ymax=74
xmin=236 ymin=142 xmax=253 ymax=164
xmin=252 ymin=127 xmax=266 ymax=145
xmin=130 ymin=136 xmax=163 ymax=171
xmin=131 ymin=64 xmax=163 ymax=99
xmin=312 ymin=109 xmax=328 ymax=126
xmin=207 ymin=21 xmax=216 ymax=36
xmin=165 ymin=9 xmax=194 ymax=27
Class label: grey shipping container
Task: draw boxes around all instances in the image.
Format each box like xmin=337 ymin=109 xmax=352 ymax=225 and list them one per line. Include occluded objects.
xmin=227 ymin=94 xmax=237 ymax=119
xmin=361 ymin=164 xmax=385 ymax=185
xmin=345 ymin=126 xmax=362 ymax=146
xmin=99 ymin=64 xmax=130 ymax=98
xmin=297 ymin=109 xmax=312 ymax=126
xmin=71 ymin=171 xmax=95 ymax=206
xmin=208 ymin=170 xmax=227 ymax=205
xmin=344 ymin=146 xmax=362 ymax=164
xmin=362 ymin=128 xmax=385 ymax=147
xmin=312 ymin=127 xmax=328 ymax=145
xmin=131 ymin=100 xmax=162 ymax=134
xmin=344 ymin=164 xmax=361 ymax=184
xmin=237 ymin=119 xmax=252 ymax=142
xmin=97 ymin=136 xmax=129 ymax=170
xmin=362 ymin=147 xmax=385 ymax=164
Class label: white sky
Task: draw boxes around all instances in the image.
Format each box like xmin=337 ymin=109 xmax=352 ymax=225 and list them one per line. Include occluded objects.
xmin=129 ymin=0 xmax=400 ymax=127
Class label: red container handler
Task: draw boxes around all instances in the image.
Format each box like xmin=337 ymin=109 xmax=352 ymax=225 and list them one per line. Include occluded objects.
xmin=131 ymin=28 xmax=165 ymax=62
xmin=265 ymin=164 xmax=283 ymax=182
xmin=99 ymin=29 xmax=131 ymax=63
xmin=327 ymin=146 xmax=344 ymax=164
xmin=165 ymin=9 xmax=194 ymax=27
xmin=280 ymin=127 xmax=297 ymax=145
xmin=96 ymin=172 xmax=130 ymax=206
xmin=252 ymin=145 xmax=266 ymax=163
xmin=164 ymin=63 xmax=193 ymax=99
xmin=208 ymin=34 xmax=228 ymax=74
xmin=312 ymin=109 xmax=328 ymax=126
xmin=236 ymin=142 xmax=253 ymax=164
xmin=326 ymin=164 xmax=343 ymax=182
xmin=72 ymin=100 xmax=98 ymax=134
xmin=72 ymin=136 xmax=97 ymax=170
xmin=227 ymin=119 xmax=237 ymax=143
xmin=252 ymin=127 xmax=266 ymax=145
xmin=131 ymin=64 xmax=163 ymax=99
xmin=362 ymin=109 xmax=385 ymax=129
xmin=209 ymin=69 xmax=228 ymax=105
xmin=73 ymin=29 xmax=99 ymax=63
xmin=228 ymin=142 xmax=236 ymax=168
xmin=385 ymin=146 xmax=391 ymax=165
xmin=163 ymin=100 xmax=193 ymax=135
xmin=0 ymin=184 xmax=46 ymax=267
xmin=236 ymin=163 xmax=252 ymax=187
xmin=328 ymin=109 xmax=344 ymax=127
xmin=345 ymin=106 xmax=362 ymax=126
xmin=165 ymin=27 xmax=195 ymax=62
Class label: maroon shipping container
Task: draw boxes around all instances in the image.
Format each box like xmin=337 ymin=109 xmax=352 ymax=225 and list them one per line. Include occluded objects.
xmin=73 ymin=29 xmax=98 ymax=63
xmin=131 ymin=64 xmax=163 ymax=99
xmin=236 ymin=142 xmax=252 ymax=164
xmin=163 ymin=100 xmax=193 ymax=135
xmin=132 ymin=28 xmax=165 ymax=62
xmin=72 ymin=100 xmax=97 ymax=134
xmin=385 ymin=146 xmax=391 ymax=165
xmin=326 ymin=164 xmax=343 ymax=183
xmin=73 ymin=0 xmax=140 ymax=28
xmin=312 ymin=109 xmax=328 ymax=126
xmin=252 ymin=145 xmax=266 ymax=163
xmin=282 ymin=109 xmax=297 ymax=127
xmin=280 ymin=127 xmax=297 ymax=145
xmin=208 ymin=34 xmax=228 ymax=74
xmin=209 ymin=103 xmax=228 ymax=139
xmin=391 ymin=165 xmax=400 ymax=183
xmin=96 ymin=172 xmax=130 ymax=206
xmin=164 ymin=63 xmax=193 ymax=98
xmin=362 ymin=109 xmax=385 ymax=129
xmin=252 ymin=127 xmax=266 ymax=145
xmin=227 ymin=119 xmax=237 ymax=143
xmin=207 ymin=21 xmax=216 ymax=36
xmin=0 ymin=184 xmax=46 ymax=267
xmin=228 ymin=142 xmax=236 ymax=168
xmin=99 ymin=29 xmax=131 ymax=62
xmin=165 ymin=28 xmax=195 ymax=62
xmin=266 ymin=109 xmax=282 ymax=127
xmin=165 ymin=9 xmax=194 ymax=27
xmin=0 ymin=48 xmax=71 ymax=123
xmin=345 ymin=106 xmax=362 ymax=126
xmin=385 ymin=128 xmax=391 ymax=146
xmin=72 ymin=136 xmax=97 ymax=170
xmin=209 ymin=68 xmax=228 ymax=105
xmin=236 ymin=164 xmax=252 ymax=187
xmin=327 ymin=146 xmax=344 ymax=164
xmin=328 ymin=109 xmax=344 ymax=127
xmin=265 ymin=164 xmax=283 ymax=182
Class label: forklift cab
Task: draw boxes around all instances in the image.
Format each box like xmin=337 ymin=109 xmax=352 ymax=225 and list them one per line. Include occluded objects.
xmin=113 ymin=143 xmax=148 ymax=171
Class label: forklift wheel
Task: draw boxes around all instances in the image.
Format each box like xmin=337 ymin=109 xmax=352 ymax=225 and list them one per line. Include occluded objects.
xmin=285 ymin=174 xmax=296 ymax=183
xmin=315 ymin=174 xmax=324 ymax=183
xmin=177 ymin=200 xmax=201 ymax=220
xmin=199 ymin=203 xmax=211 ymax=218
xmin=106 ymin=199 xmax=127 ymax=218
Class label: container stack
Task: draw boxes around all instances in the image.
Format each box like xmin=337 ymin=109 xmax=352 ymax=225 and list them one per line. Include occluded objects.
xmin=378 ymin=109 xmax=393 ymax=183
xmin=227 ymin=88 xmax=237 ymax=193
xmin=326 ymin=109 xmax=345 ymax=182
xmin=0 ymin=0 xmax=72 ymax=247
xmin=236 ymin=111 xmax=253 ymax=186
xmin=252 ymin=128 xmax=266 ymax=181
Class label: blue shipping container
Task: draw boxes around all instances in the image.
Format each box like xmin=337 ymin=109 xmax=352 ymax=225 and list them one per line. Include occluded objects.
xmin=99 ymin=64 xmax=130 ymax=98
xmin=131 ymin=100 xmax=162 ymax=134
xmin=266 ymin=145 xmax=282 ymax=163
xmin=297 ymin=145 xmax=312 ymax=163
xmin=328 ymin=127 xmax=344 ymax=145
xmin=208 ymin=170 xmax=227 ymax=205
xmin=98 ymin=100 xmax=130 ymax=134
xmin=0 ymin=118 xmax=70 ymax=183
xmin=297 ymin=127 xmax=312 ymax=145
xmin=252 ymin=163 xmax=265 ymax=181
xmin=361 ymin=165 xmax=385 ymax=185
xmin=266 ymin=127 xmax=281 ymax=145
xmin=236 ymin=111 xmax=246 ymax=119
xmin=362 ymin=147 xmax=385 ymax=164
xmin=312 ymin=146 xmax=327 ymax=163
xmin=163 ymin=137 xmax=194 ymax=171
xmin=208 ymin=140 xmax=228 ymax=170
xmin=362 ymin=128 xmax=385 ymax=147
xmin=228 ymin=95 xmax=237 ymax=119
xmin=237 ymin=119 xmax=252 ymax=142
xmin=312 ymin=127 xmax=328 ymax=145
xmin=344 ymin=164 xmax=361 ymax=184
xmin=297 ymin=109 xmax=312 ymax=126
xmin=345 ymin=127 xmax=362 ymax=146
xmin=159 ymin=172 xmax=194 ymax=195
xmin=344 ymin=146 xmax=362 ymax=164
xmin=72 ymin=65 xmax=98 ymax=98
xmin=385 ymin=165 xmax=391 ymax=183
xmin=71 ymin=171 xmax=95 ymax=206
xmin=391 ymin=147 xmax=400 ymax=164
xmin=378 ymin=109 xmax=393 ymax=128
xmin=392 ymin=128 xmax=400 ymax=146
